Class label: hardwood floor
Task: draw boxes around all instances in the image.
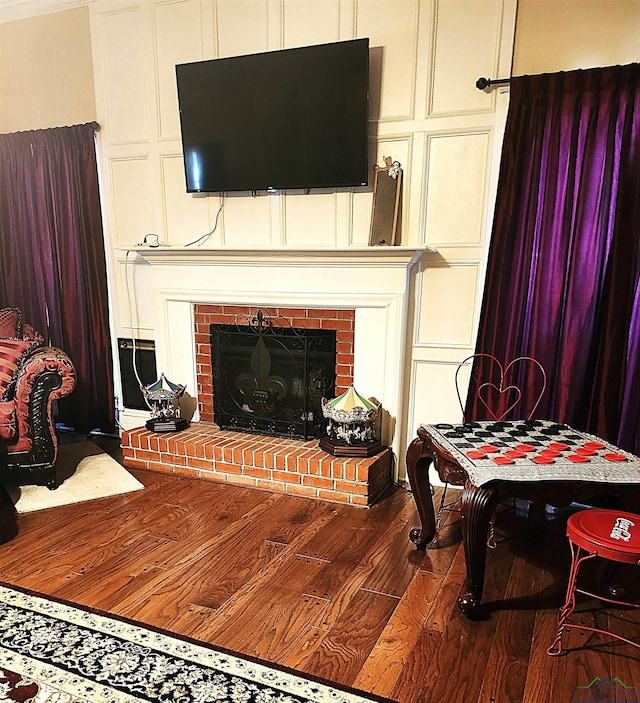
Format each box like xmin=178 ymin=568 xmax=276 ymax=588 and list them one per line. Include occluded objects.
xmin=1 ymin=443 xmax=638 ymax=702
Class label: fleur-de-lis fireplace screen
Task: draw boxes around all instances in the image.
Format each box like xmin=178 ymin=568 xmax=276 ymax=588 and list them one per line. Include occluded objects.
xmin=210 ymin=309 xmax=336 ymax=440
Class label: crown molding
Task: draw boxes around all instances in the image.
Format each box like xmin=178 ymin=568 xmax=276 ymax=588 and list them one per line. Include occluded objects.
xmin=0 ymin=0 xmax=93 ymax=23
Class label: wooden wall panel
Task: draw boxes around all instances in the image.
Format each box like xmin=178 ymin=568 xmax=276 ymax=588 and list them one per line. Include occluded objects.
xmin=430 ymin=0 xmax=502 ymax=115
xmin=161 ymin=154 xmax=214 ymax=245
xmin=415 ymin=262 xmax=481 ymax=347
xmin=284 ymin=191 xmax=340 ymax=248
xmin=283 ymin=0 xmax=340 ymax=47
xmin=424 ymin=131 xmax=490 ymax=246
xmin=114 ymin=259 xmax=155 ymax=332
xmin=98 ymin=7 xmax=148 ymax=144
xmin=153 ymin=0 xmax=207 ymax=141
xmin=409 ymin=360 xmax=469 ymax=428
xmin=220 ymin=193 xmax=274 ymax=247
xmin=110 ymin=157 xmax=156 ymax=246
xmin=216 ymin=0 xmax=269 ymax=57
xmin=355 ymin=0 xmax=420 ymax=121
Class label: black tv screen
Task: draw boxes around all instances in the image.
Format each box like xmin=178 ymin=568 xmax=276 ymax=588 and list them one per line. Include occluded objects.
xmin=176 ymin=39 xmax=369 ymax=193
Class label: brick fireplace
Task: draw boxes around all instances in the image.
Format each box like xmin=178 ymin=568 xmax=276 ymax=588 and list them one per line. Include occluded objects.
xmin=194 ymin=304 xmax=355 ymax=424
xmin=121 ymin=246 xmax=426 ymax=505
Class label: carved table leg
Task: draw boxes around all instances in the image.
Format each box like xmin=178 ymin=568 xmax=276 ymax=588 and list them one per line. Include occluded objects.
xmin=457 ymin=481 xmax=498 ymax=619
xmin=406 ymin=437 xmax=436 ymax=549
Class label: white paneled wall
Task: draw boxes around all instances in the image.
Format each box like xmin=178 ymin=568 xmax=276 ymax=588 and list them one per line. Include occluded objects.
xmin=91 ymin=0 xmax=516 ymax=478
xmin=424 ymin=132 xmax=491 ymax=245
xmin=430 ymin=0 xmax=504 ymax=116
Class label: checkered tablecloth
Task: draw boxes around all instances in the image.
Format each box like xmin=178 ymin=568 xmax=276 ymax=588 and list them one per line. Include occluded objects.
xmin=422 ymin=420 xmax=640 ymax=487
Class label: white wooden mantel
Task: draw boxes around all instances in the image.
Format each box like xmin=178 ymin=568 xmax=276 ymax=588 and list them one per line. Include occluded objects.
xmin=129 ymin=245 xmax=431 ymax=473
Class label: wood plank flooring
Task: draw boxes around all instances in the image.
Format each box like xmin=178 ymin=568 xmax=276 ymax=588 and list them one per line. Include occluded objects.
xmin=0 ymin=443 xmax=638 ymax=702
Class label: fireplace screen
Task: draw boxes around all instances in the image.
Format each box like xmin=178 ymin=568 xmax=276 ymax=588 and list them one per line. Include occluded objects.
xmin=211 ymin=310 xmax=336 ymax=439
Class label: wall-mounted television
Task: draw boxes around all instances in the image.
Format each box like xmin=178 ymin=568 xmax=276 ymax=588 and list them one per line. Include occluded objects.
xmin=175 ymin=38 xmax=369 ymax=194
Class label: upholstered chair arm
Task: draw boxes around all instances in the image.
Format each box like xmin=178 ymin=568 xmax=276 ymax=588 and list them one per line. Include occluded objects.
xmin=10 ymin=347 xmax=77 ymax=465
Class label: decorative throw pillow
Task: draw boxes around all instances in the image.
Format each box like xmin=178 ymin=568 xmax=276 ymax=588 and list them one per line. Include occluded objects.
xmin=22 ymin=323 xmax=45 ymax=346
xmin=0 ymin=339 xmax=41 ymax=400
xmin=0 ymin=308 xmax=22 ymax=339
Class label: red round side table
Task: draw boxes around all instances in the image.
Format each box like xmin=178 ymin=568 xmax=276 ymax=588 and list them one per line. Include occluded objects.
xmin=548 ymin=509 xmax=640 ymax=656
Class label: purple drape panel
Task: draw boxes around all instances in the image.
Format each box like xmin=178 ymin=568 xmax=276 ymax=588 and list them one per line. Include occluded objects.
xmin=466 ymin=64 xmax=640 ymax=454
xmin=0 ymin=123 xmax=115 ymax=434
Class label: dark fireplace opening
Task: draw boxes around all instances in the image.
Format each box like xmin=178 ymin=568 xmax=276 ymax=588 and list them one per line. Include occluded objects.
xmin=211 ymin=310 xmax=336 ymax=439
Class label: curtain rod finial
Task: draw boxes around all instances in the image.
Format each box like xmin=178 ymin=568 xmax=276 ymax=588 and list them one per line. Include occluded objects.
xmin=476 ymin=76 xmax=511 ymax=90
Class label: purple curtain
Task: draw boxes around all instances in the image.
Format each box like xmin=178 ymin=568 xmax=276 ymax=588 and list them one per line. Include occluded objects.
xmin=466 ymin=63 xmax=640 ymax=454
xmin=0 ymin=123 xmax=115 ymax=434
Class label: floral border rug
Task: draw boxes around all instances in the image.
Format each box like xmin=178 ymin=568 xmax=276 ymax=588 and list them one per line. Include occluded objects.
xmin=0 ymin=584 xmax=389 ymax=703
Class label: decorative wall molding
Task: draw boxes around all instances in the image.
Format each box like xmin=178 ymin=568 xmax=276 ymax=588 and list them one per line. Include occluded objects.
xmin=0 ymin=0 xmax=93 ymax=23
xmin=87 ymin=0 xmax=517 ymax=462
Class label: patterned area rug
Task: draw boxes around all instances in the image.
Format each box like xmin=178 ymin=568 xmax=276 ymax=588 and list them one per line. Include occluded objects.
xmin=0 ymin=584 xmax=387 ymax=703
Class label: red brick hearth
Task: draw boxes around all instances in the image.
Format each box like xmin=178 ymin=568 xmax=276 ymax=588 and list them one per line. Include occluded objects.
xmin=122 ymin=422 xmax=392 ymax=507
xmin=121 ymin=303 xmax=391 ymax=506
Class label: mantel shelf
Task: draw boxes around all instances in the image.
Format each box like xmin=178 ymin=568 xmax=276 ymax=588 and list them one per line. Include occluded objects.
xmin=124 ymin=243 xmax=428 ymax=468
xmin=124 ymin=245 xmax=434 ymax=268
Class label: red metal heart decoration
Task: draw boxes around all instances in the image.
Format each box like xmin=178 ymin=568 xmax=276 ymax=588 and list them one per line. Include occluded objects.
xmin=477 ymin=382 xmax=522 ymax=421
xmin=455 ymin=354 xmax=547 ymax=422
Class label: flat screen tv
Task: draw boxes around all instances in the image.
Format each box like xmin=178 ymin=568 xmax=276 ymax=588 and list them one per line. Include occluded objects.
xmin=176 ymin=38 xmax=369 ymax=194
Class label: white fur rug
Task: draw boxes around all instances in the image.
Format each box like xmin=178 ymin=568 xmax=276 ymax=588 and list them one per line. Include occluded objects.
xmin=8 ymin=441 xmax=145 ymax=513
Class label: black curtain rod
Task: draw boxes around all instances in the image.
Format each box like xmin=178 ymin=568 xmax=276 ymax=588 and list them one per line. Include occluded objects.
xmin=476 ymin=76 xmax=511 ymax=90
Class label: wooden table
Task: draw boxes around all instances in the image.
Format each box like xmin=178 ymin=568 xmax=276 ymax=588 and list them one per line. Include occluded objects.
xmin=406 ymin=420 xmax=640 ymax=619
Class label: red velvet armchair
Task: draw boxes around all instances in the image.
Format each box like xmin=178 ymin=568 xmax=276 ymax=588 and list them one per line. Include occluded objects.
xmin=0 ymin=309 xmax=76 ymax=489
